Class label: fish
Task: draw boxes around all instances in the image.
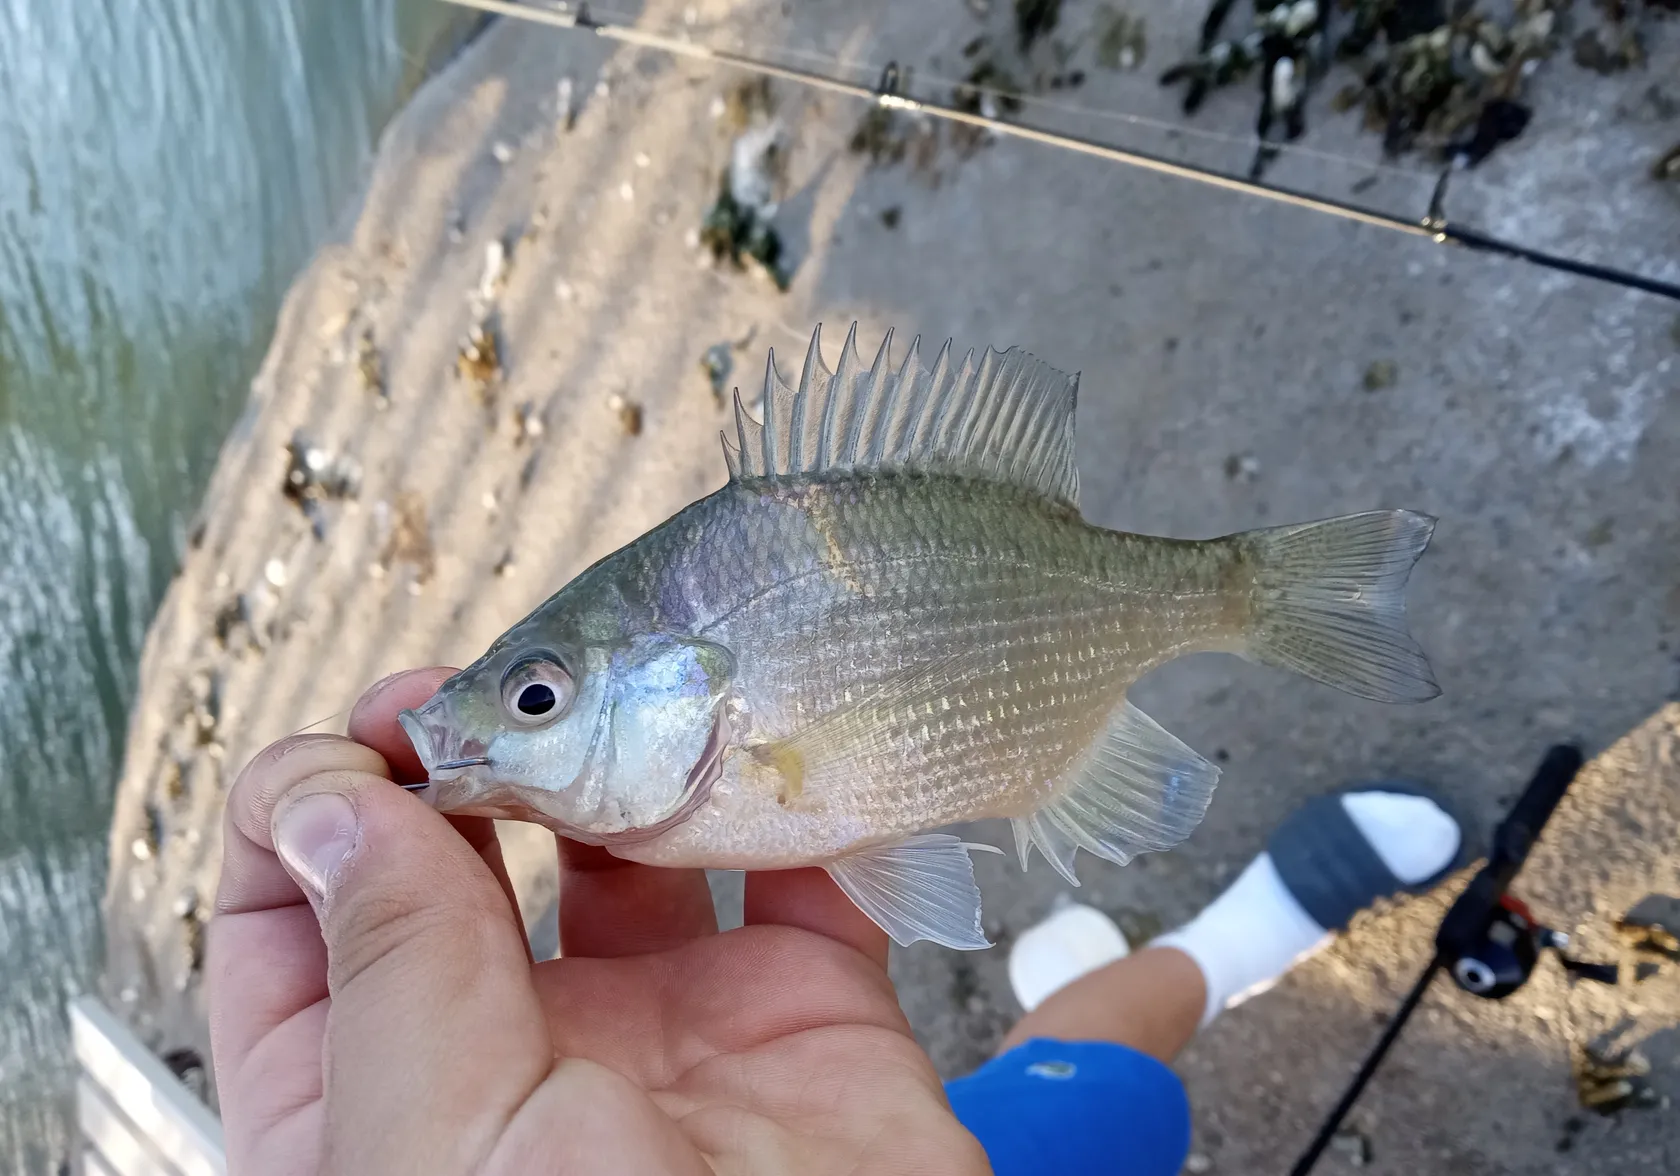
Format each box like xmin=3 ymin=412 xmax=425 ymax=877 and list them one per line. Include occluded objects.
xmin=399 ymin=325 xmax=1439 ymax=950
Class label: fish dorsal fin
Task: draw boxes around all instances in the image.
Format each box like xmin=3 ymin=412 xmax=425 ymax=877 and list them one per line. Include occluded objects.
xmin=721 ymin=323 xmax=1080 ymax=507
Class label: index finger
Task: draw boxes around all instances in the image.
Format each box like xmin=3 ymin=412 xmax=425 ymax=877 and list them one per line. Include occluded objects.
xmin=348 ymin=667 xmax=526 ymax=924
xmin=556 ymin=840 xmax=718 ymax=958
xmin=347 ymin=667 xmax=454 ymax=783
xmin=743 ymin=869 xmax=890 ymax=969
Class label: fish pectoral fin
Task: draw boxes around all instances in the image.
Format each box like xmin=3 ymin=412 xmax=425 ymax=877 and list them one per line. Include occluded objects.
xmin=1015 ymin=699 xmax=1221 ymax=885
xmin=825 ymin=834 xmax=992 ymax=951
xmin=753 ymin=649 xmax=996 ymax=797
xmin=750 ymin=741 xmax=805 ymax=803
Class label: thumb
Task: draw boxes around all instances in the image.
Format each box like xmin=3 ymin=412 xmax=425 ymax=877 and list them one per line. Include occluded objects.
xmin=272 ymin=773 xmax=551 ymax=1174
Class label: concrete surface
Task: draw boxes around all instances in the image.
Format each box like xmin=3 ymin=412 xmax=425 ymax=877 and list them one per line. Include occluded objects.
xmin=104 ymin=1 xmax=1679 ymax=1172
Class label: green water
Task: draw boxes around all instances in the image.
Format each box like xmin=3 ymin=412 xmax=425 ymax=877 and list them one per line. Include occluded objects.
xmin=0 ymin=1 xmax=466 ymax=1167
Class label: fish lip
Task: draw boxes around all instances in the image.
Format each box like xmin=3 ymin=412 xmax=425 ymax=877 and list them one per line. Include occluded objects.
xmin=397 ymin=708 xmax=436 ymax=773
xmin=398 ymin=697 xmax=488 ymax=790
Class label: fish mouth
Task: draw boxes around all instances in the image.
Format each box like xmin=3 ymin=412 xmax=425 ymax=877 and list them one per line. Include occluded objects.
xmin=398 ymin=696 xmax=490 ymax=792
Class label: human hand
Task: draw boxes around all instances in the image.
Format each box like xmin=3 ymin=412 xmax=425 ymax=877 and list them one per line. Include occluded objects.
xmin=209 ymin=668 xmax=990 ymax=1175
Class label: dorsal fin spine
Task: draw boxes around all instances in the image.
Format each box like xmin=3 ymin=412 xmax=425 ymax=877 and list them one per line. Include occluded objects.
xmin=897 ymin=337 xmax=950 ymax=463
xmin=813 ymin=324 xmax=849 ymax=469
xmin=925 ymin=348 xmax=973 ymax=458
xmin=732 ymin=387 xmax=759 ymax=478
xmin=788 ymin=325 xmax=825 ymax=473
xmin=812 ymin=368 xmax=835 ymax=471
xmin=833 ymin=326 xmax=873 ymax=468
xmin=759 ymin=348 xmax=782 ymax=475
xmin=859 ymin=332 xmax=898 ymax=467
xmin=951 ymin=348 xmax=999 ymax=463
xmin=867 ymin=335 xmax=915 ymax=466
xmin=720 ymin=430 xmax=741 ymax=479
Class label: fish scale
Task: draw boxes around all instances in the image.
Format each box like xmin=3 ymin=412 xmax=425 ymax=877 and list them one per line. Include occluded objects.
xmin=401 ymin=326 xmax=1439 ymax=949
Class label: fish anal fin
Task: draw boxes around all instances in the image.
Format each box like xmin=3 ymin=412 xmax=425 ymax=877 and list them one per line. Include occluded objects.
xmin=825 ymin=834 xmax=991 ymax=950
xmin=1019 ymin=699 xmax=1220 ymax=877
xmin=1013 ymin=813 xmax=1083 ymax=886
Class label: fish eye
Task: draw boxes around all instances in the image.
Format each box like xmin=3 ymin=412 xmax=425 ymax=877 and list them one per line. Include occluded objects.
xmin=500 ymin=655 xmax=573 ymax=725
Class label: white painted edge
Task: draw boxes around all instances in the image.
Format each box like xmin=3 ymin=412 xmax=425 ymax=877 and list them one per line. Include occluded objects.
xmin=83 ymin=1144 xmax=123 ymax=1176
xmin=77 ymin=1077 xmax=175 ymax=1176
xmin=69 ymin=996 xmax=225 ymax=1176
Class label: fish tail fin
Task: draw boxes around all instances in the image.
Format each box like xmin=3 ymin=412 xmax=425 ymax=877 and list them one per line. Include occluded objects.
xmin=1237 ymin=510 xmax=1440 ymax=703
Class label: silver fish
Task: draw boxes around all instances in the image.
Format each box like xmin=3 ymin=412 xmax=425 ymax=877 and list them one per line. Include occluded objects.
xmin=400 ymin=325 xmax=1438 ymax=949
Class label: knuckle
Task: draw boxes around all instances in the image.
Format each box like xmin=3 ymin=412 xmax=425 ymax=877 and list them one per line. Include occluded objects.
xmin=228 ymin=739 xmax=386 ymax=840
xmin=230 ymin=735 xmax=345 ymax=807
xmin=241 ymin=732 xmax=348 ymax=781
xmin=325 ymin=886 xmax=501 ymax=998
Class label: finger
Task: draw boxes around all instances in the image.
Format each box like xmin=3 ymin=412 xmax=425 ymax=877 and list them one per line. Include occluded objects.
xmin=452 ymin=816 xmax=526 ymax=943
xmin=347 ymin=667 xmax=456 ymax=784
xmin=743 ymin=869 xmax=890 ymax=969
xmin=557 ymin=841 xmax=717 ymax=958
xmin=271 ymin=766 xmax=552 ymax=1172
xmin=348 ymin=667 xmax=525 ymax=929
xmin=531 ymin=926 xmax=909 ymax=1094
xmin=210 ymin=734 xmax=388 ymax=1083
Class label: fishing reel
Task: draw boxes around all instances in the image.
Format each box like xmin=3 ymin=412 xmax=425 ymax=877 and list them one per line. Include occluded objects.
xmin=1445 ymin=893 xmax=1618 ymax=1000
xmin=1431 ymin=745 xmax=1619 ymax=1005
xmin=1293 ymin=744 xmax=1618 ymax=1175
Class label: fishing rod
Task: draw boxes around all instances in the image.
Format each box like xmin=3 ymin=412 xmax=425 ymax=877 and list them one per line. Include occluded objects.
xmin=1290 ymin=743 xmax=1619 ymax=1175
xmin=440 ymin=0 xmax=1680 ymax=305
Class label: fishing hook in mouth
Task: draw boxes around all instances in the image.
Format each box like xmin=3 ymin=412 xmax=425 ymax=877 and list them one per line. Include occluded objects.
xmin=400 ymin=756 xmax=492 ymax=791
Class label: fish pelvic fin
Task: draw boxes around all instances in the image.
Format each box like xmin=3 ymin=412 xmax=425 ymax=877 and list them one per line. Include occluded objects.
xmin=1015 ymin=699 xmax=1221 ymax=882
xmin=825 ymin=834 xmax=991 ymax=950
xmin=728 ymin=323 xmax=1081 ymax=507
xmin=1236 ymin=510 xmax=1440 ymax=704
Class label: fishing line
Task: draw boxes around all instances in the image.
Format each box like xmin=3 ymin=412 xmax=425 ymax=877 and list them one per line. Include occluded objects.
xmin=440 ymin=0 xmax=1680 ymax=303
xmin=289 ymin=708 xmax=349 ymax=736
xmin=574 ymin=0 xmax=1441 ymax=183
